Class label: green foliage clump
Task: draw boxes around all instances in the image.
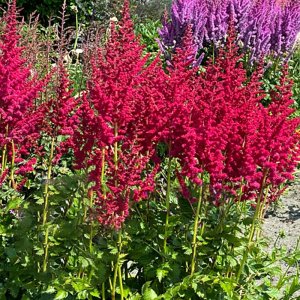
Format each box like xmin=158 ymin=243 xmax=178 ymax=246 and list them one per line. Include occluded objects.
xmin=289 ymin=46 xmax=300 ymax=110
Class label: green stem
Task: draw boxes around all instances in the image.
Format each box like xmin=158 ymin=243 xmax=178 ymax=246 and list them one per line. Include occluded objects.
xmin=118 ymin=264 xmax=124 ymax=299
xmin=89 ymin=193 xmax=94 ymax=253
xmin=163 ymin=157 xmax=172 ymax=255
xmin=191 ymin=180 xmax=204 ymax=275
xmin=111 ymin=230 xmax=123 ymax=300
xmin=88 ymin=192 xmax=94 ymax=282
xmin=81 ymin=169 xmax=89 ymax=224
xmin=102 ymin=282 xmax=106 ymax=300
xmin=1 ymin=125 xmax=9 ymax=174
xmin=1 ymin=145 xmax=7 ymax=175
xmin=236 ymin=171 xmax=268 ymax=282
xmin=111 ymin=123 xmax=124 ymax=299
xmin=9 ymin=140 xmax=16 ymax=189
xmin=276 ymin=238 xmax=300 ymax=290
xmin=42 ymin=137 xmax=55 ymax=272
xmin=73 ymin=10 xmax=79 ymax=52
xmin=256 ymin=185 xmax=270 ymax=239
xmin=88 ymin=149 xmax=105 ymax=282
xmin=226 ymin=183 xmax=245 ymax=278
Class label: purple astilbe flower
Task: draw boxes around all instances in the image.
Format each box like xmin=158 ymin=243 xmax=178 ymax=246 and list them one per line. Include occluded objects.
xmin=205 ymin=0 xmax=229 ymax=46
xmin=239 ymin=0 xmax=276 ymax=62
xmin=159 ymin=0 xmax=300 ymax=63
xmin=158 ymin=0 xmax=207 ymax=62
xmin=228 ymin=0 xmax=252 ymax=28
xmin=270 ymin=0 xmax=300 ymax=57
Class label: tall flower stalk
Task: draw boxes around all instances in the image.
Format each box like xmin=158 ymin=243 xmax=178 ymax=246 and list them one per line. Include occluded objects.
xmin=190 ymin=179 xmax=204 ymax=275
xmin=183 ymin=23 xmax=300 ymax=278
xmin=163 ymin=156 xmax=172 ymax=255
xmin=40 ymin=62 xmax=78 ymax=271
xmin=42 ymin=137 xmax=55 ymax=272
xmin=74 ymin=0 xmax=158 ymax=229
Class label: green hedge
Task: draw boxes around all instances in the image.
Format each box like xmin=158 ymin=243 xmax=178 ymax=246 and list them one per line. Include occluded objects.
xmin=0 ymin=0 xmax=171 ymax=26
xmin=0 ymin=0 xmax=65 ymax=24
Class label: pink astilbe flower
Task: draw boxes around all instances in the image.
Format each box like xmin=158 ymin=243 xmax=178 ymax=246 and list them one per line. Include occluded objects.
xmin=249 ymin=69 xmax=300 ymax=201
xmin=0 ymin=0 xmax=46 ymax=180
xmin=189 ymin=25 xmax=300 ymax=204
xmin=74 ymin=0 xmax=158 ymax=228
xmin=142 ymin=26 xmax=200 ymax=184
xmin=41 ymin=63 xmax=78 ymax=163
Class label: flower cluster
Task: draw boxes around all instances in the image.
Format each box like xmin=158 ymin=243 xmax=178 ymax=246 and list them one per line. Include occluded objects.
xmin=159 ymin=0 xmax=300 ymax=63
xmin=186 ymin=25 xmax=300 ymax=204
xmin=0 ymin=0 xmax=46 ymax=186
xmin=40 ymin=63 xmax=78 ymax=163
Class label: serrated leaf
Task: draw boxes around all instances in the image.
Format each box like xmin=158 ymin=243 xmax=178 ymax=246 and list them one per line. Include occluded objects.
xmin=54 ymin=290 xmax=68 ymax=299
xmin=6 ymin=197 xmax=23 ymax=212
xmin=77 ymin=290 xmax=89 ymax=299
xmin=156 ymin=268 xmax=168 ymax=282
xmin=45 ymin=286 xmax=56 ymax=294
xmin=90 ymin=289 xmax=100 ymax=297
xmin=220 ymin=281 xmax=234 ymax=297
xmin=142 ymin=282 xmax=158 ymax=300
xmin=110 ymin=247 xmax=118 ymax=255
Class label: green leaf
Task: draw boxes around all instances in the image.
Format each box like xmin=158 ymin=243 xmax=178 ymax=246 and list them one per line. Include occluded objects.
xmin=45 ymin=286 xmax=56 ymax=294
xmin=284 ymin=275 xmax=300 ymax=299
xmin=130 ymin=294 xmax=142 ymax=300
xmin=220 ymin=280 xmax=234 ymax=297
xmin=6 ymin=197 xmax=23 ymax=212
xmin=266 ymin=288 xmax=282 ymax=298
xmin=156 ymin=268 xmax=168 ymax=283
xmin=90 ymin=289 xmax=100 ymax=297
xmin=54 ymin=290 xmax=68 ymax=299
xmin=142 ymin=282 xmax=158 ymax=300
xmin=77 ymin=290 xmax=89 ymax=299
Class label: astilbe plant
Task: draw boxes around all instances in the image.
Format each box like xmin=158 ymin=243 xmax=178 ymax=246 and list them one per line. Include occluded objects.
xmin=0 ymin=0 xmax=46 ymax=189
xmin=187 ymin=24 xmax=300 ymax=206
xmin=74 ymin=0 xmax=157 ymax=229
xmin=164 ymin=24 xmax=300 ymax=278
xmin=159 ymin=0 xmax=300 ymax=63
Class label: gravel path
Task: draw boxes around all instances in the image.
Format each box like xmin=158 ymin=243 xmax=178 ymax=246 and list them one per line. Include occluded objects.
xmin=263 ymin=173 xmax=300 ymax=252
xmin=262 ymin=172 xmax=300 ymax=298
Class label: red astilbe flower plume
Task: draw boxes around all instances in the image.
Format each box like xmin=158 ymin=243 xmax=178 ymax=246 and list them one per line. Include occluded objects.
xmin=40 ymin=63 xmax=79 ymax=163
xmin=189 ymin=26 xmax=249 ymax=202
xmin=249 ymin=69 xmax=300 ymax=202
xmin=189 ymin=23 xmax=300 ymax=205
xmin=0 ymin=0 xmax=46 ymax=182
xmin=88 ymin=0 xmax=149 ymax=139
xmin=94 ymin=144 xmax=159 ymax=229
xmin=139 ymin=25 xmax=200 ymax=184
xmin=74 ymin=0 xmax=158 ymax=228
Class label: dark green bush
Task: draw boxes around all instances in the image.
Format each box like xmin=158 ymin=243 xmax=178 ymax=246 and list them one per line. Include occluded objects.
xmin=0 ymin=1 xmax=171 ymax=27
